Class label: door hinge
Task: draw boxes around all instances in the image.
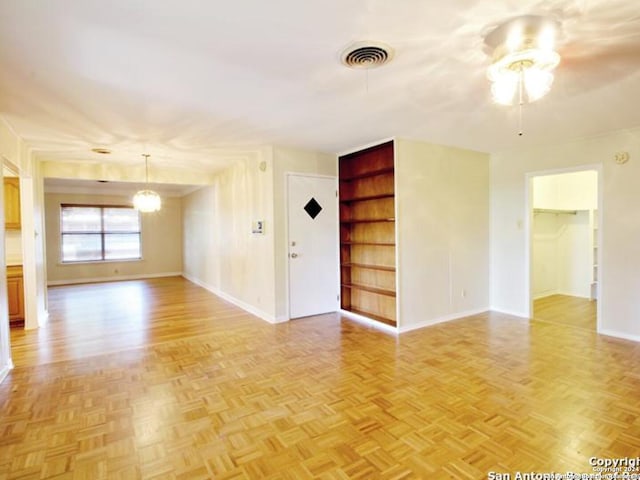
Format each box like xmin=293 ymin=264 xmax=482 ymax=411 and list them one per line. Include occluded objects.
xmin=337 ymin=294 xmax=340 ymax=301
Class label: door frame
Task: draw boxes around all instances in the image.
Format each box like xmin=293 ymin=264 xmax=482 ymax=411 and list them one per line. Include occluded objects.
xmin=525 ymin=163 xmax=603 ymax=332
xmin=284 ymin=172 xmax=339 ymax=321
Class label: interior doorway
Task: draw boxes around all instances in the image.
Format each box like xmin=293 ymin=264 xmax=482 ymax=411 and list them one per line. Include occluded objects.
xmin=528 ymin=168 xmax=600 ymax=331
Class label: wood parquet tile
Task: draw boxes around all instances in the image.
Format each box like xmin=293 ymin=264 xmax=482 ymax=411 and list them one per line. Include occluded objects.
xmin=533 ymin=294 xmax=597 ymax=330
xmin=2 ymin=277 xmax=640 ymax=479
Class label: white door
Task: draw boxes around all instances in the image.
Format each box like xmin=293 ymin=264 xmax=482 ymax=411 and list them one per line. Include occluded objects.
xmin=287 ymin=174 xmax=338 ymax=319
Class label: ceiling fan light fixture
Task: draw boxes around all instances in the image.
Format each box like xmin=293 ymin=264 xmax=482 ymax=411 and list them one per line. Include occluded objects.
xmin=133 ymin=154 xmax=161 ymax=213
xmin=485 ymin=15 xmax=561 ymax=105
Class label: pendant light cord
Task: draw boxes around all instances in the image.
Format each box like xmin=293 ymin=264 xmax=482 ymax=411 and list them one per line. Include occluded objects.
xmin=143 ymin=154 xmax=150 ymax=184
xmin=518 ymin=67 xmax=524 ymax=137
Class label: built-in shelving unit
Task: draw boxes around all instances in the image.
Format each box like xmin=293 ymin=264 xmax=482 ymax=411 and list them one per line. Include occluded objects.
xmin=339 ymin=141 xmax=396 ymax=327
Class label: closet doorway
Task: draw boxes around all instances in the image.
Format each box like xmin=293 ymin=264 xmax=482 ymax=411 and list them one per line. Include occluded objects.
xmin=528 ymin=168 xmax=600 ymax=331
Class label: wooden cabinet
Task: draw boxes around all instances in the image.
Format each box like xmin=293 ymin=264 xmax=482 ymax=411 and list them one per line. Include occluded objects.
xmin=339 ymin=141 xmax=397 ymax=326
xmin=4 ymin=177 xmax=21 ymax=230
xmin=7 ymin=265 xmax=24 ymax=326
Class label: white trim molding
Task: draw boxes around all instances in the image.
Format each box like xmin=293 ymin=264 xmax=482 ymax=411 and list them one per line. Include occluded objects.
xmin=182 ymin=273 xmax=283 ymax=324
xmin=487 ymin=308 xmax=530 ymax=320
xmin=47 ymin=271 xmax=182 ymax=286
xmin=0 ymin=359 xmax=14 ymax=384
xmin=398 ymin=308 xmax=490 ymax=333
xmin=598 ymin=329 xmax=640 ymax=344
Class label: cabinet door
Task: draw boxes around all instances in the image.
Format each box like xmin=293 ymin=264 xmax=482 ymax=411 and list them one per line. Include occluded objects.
xmin=7 ymin=275 xmax=24 ymax=320
xmin=4 ymin=177 xmax=21 ymax=230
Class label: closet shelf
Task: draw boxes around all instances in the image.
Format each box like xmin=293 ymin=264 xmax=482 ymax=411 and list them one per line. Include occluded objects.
xmin=342 ymin=263 xmax=395 ymax=272
xmin=340 ymin=166 xmax=395 ymax=182
xmin=533 ymin=208 xmax=577 ymax=215
xmin=340 ymin=218 xmax=395 ymax=224
xmin=340 ymin=193 xmax=395 ymax=203
xmin=341 ymin=283 xmax=396 ymax=297
xmin=340 ymin=241 xmax=395 ymax=246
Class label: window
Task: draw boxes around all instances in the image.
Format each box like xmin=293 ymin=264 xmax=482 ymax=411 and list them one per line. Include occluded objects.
xmin=61 ymin=205 xmax=142 ymax=262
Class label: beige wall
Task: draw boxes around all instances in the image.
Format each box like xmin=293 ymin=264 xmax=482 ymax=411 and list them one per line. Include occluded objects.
xmin=182 ymin=149 xmax=277 ymax=321
xmin=490 ymin=127 xmax=640 ymax=340
xmin=45 ymin=193 xmax=183 ymax=284
xmin=395 ymin=139 xmax=490 ymax=331
xmin=182 ymin=146 xmax=335 ymax=323
xmin=272 ymin=146 xmax=336 ymax=320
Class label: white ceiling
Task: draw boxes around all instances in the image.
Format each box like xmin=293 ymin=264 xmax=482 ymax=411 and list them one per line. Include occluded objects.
xmin=44 ymin=177 xmax=200 ymax=197
xmin=1 ymin=0 xmax=639 ymax=172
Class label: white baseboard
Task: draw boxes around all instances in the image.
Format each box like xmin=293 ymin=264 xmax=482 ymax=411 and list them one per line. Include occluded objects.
xmin=598 ymin=329 xmax=640 ymax=343
xmin=339 ymin=309 xmax=398 ymax=335
xmin=557 ymin=291 xmax=590 ymax=299
xmin=47 ymin=272 xmax=183 ymax=286
xmin=397 ymin=307 xmax=489 ymax=333
xmin=0 ymin=359 xmax=14 ymax=384
xmin=533 ymin=291 xmax=558 ymax=300
xmin=488 ymin=308 xmax=530 ymax=319
xmin=535 ymin=291 xmax=590 ymax=300
xmin=182 ymin=273 xmax=281 ymax=324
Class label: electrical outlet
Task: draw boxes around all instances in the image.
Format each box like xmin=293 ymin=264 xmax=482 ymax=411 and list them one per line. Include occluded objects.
xmin=461 ymin=289 xmax=467 ymax=298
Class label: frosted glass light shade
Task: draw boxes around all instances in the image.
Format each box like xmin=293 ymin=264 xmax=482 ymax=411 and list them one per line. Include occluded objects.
xmin=133 ymin=189 xmax=161 ymax=212
xmin=491 ymin=71 xmax=519 ymax=105
xmin=524 ymin=67 xmax=554 ymax=102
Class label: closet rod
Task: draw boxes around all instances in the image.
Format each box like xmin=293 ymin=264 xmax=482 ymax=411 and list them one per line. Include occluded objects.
xmin=533 ymin=208 xmax=578 ymax=215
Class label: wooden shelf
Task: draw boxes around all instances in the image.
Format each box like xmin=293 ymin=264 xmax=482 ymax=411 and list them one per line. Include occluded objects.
xmin=342 ymin=263 xmax=395 ymax=272
xmin=341 ymin=241 xmax=395 ymax=246
xmin=340 ymin=166 xmax=395 ymax=182
xmin=340 ymin=193 xmax=395 ymax=203
xmin=348 ymin=308 xmax=397 ymax=327
xmin=339 ymin=140 xmax=396 ymax=327
xmin=340 ymin=218 xmax=395 ymax=224
xmin=341 ymin=283 xmax=396 ymax=297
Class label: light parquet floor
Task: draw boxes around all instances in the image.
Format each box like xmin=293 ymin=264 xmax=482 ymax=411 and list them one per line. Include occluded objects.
xmin=2 ymin=277 xmax=640 ymax=479
xmin=533 ymin=294 xmax=597 ymax=330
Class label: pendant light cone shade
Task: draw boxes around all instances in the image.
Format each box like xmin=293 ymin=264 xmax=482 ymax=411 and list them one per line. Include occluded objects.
xmin=133 ymin=154 xmax=161 ymax=212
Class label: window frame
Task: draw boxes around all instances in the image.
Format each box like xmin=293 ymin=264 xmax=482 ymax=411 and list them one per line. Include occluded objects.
xmin=59 ymin=203 xmax=143 ymax=264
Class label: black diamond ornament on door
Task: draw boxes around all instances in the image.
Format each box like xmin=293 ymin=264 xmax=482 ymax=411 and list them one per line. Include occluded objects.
xmin=304 ymin=197 xmax=323 ymax=219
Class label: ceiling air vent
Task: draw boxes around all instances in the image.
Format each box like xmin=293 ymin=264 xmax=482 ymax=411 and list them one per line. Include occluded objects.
xmin=341 ymin=41 xmax=394 ymax=69
xmin=91 ymin=148 xmax=111 ymax=155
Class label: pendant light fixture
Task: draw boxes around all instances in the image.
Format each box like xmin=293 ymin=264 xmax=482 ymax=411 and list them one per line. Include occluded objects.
xmin=133 ymin=154 xmax=161 ymax=212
